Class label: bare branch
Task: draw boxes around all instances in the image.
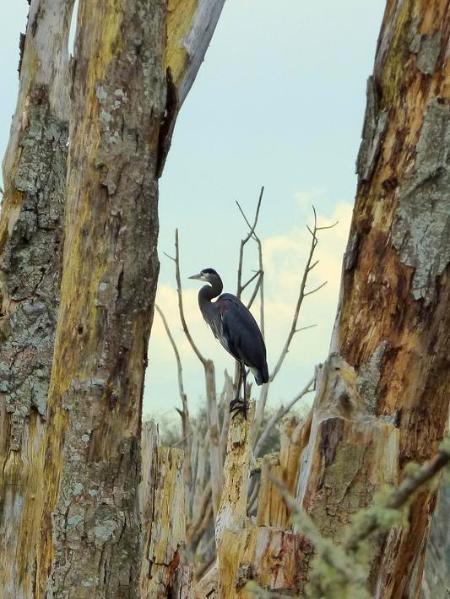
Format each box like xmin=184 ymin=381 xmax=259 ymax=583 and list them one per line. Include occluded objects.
xmin=171 ymin=229 xmax=206 ymax=366
xmin=191 ymin=503 xmax=214 ymax=551
xmin=295 ymin=324 xmax=317 ymax=333
xmin=316 ymin=220 xmax=339 ymax=231
xmin=269 ymin=209 xmax=329 ymax=382
xmin=246 ymin=272 xmax=262 ymax=310
xmin=236 ymin=187 xmax=264 ymax=299
xmin=237 ymin=186 xmax=264 ymax=242
xmin=241 ymin=270 xmax=261 ymax=293
xmin=188 ymin=481 xmax=213 ymax=547
xmin=155 ymin=305 xmax=188 ymax=407
xmin=219 ymin=370 xmax=234 ymax=459
xmin=303 ymin=281 xmax=327 ymax=297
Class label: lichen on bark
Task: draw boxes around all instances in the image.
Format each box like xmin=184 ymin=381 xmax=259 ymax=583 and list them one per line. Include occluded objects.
xmin=392 ymin=98 xmax=450 ymax=304
xmin=0 ymin=98 xmax=67 ymax=451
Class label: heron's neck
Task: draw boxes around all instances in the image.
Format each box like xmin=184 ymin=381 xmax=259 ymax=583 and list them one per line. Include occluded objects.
xmin=198 ymin=278 xmax=223 ymax=314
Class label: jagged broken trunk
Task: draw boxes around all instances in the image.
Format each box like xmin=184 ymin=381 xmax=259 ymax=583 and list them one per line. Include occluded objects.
xmin=315 ymin=1 xmax=450 ymax=597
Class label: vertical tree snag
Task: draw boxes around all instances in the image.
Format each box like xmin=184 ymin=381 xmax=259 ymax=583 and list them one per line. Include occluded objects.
xmin=0 ymin=1 xmax=74 ymax=596
xmin=327 ymin=1 xmax=450 ymax=596
xmin=34 ymin=1 xmax=166 ymax=594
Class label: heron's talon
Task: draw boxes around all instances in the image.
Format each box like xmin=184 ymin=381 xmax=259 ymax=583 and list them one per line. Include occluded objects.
xmin=229 ymin=398 xmax=248 ymax=419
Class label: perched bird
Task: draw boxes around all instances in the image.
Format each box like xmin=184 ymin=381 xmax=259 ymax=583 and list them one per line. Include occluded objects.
xmin=189 ymin=268 xmax=268 ymax=417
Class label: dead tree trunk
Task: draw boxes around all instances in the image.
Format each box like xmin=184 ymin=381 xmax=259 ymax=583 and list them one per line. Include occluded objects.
xmin=0 ymin=1 xmax=74 ymax=596
xmin=34 ymin=1 xmax=167 ymax=593
xmin=297 ymin=1 xmax=450 ymax=597
xmin=0 ymin=0 xmax=226 ymax=596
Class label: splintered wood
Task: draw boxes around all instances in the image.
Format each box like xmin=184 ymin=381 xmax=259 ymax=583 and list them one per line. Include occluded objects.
xmin=219 ymin=526 xmax=313 ymax=598
xmin=257 ymin=416 xmax=310 ymax=528
xmin=140 ymin=422 xmax=193 ymax=599
xmin=214 ymin=403 xmax=313 ymax=598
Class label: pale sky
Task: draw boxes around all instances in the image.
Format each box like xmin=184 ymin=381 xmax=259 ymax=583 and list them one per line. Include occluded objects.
xmin=1 ymin=1 xmax=386 ymax=423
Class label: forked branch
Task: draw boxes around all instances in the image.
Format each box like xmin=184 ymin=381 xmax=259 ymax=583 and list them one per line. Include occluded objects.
xmin=269 ymin=207 xmax=336 ymax=382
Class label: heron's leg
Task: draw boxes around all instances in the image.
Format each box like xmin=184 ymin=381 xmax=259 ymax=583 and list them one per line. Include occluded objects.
xmin=242 ymin=367 xmax=248 ymax=419
xmin=230 ymin=362 xmax=248 ymax=419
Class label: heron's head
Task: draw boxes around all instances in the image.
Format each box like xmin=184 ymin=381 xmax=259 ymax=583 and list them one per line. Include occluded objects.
xmin=188 ymin=268 xmax=220 ymax=285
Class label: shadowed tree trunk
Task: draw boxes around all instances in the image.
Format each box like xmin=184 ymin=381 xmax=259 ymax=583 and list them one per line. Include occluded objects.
xmin=294 ymin=1 xmax=450 ymax=597
xmin=0 ymin=0 xmax=226 ymax=596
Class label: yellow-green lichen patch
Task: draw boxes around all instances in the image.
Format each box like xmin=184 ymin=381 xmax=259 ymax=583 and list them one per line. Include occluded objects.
xmin=380 ymin=0 xmax=415 ymax=108
xmin=166 ymin=0 xmax=198 ymax=84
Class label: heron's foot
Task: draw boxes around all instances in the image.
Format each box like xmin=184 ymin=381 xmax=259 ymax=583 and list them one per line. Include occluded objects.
xmin=230 ymin=398 xmax=248 ymax=419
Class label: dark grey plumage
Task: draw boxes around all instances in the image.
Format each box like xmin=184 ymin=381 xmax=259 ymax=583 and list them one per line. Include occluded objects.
xmin=189 ymin=268 xmax=268 ymax=416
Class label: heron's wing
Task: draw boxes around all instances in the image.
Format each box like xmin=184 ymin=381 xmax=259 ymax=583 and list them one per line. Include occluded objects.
xmin=216 ymin=294 xmax=267 ymax=371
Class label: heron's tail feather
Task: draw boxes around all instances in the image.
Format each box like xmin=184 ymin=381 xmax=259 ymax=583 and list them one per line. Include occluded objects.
xmin=252 ymin=362 xmax=269 ymax=385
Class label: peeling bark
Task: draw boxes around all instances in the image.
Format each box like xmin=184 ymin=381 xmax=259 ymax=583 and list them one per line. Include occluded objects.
xmin=215 ymin=402 xmax=255 ymax=549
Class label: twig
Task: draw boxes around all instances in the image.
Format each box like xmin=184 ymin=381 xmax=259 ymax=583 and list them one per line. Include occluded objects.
xmin=241 ymin=270 xmax=261 ymax=293
xmin=234 ymin=187 xmax=266 ymax=384
xmin=172 ymin=229 xmax=206 ymax=366
xmin=246 ymin=273 xmax=262 ymax=311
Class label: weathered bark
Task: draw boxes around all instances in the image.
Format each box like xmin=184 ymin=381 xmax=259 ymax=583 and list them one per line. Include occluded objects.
xmin=321 ymin=1 xmax=450 ymax=596
xmin=215 ymin=402 xmax=255 ymax=547
xmin=0 ymin=1 xmax=74 ymax=596
xmin=166 ymin=0 xmax=226 ymax=104
xmin=34 ymin=1 xmax=167 ymax=594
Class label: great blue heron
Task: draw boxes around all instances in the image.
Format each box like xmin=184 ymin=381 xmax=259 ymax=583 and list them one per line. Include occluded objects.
xmin=189 ymin=268 xmax=268 ymax=417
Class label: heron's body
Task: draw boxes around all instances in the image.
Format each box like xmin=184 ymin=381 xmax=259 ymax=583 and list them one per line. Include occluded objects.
xmin=190 ymin=268 xmax=268 ymax=416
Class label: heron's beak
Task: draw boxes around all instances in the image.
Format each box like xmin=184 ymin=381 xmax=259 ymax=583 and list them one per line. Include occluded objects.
xmin=188 ymin=273 xmax=203 ymax=281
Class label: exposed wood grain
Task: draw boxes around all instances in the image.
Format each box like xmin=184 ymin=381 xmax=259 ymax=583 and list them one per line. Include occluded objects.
xmin=256 ymin=416 xmax=310 ymax=528
xmin=218 ymin=526 xmax=313 ymax=598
